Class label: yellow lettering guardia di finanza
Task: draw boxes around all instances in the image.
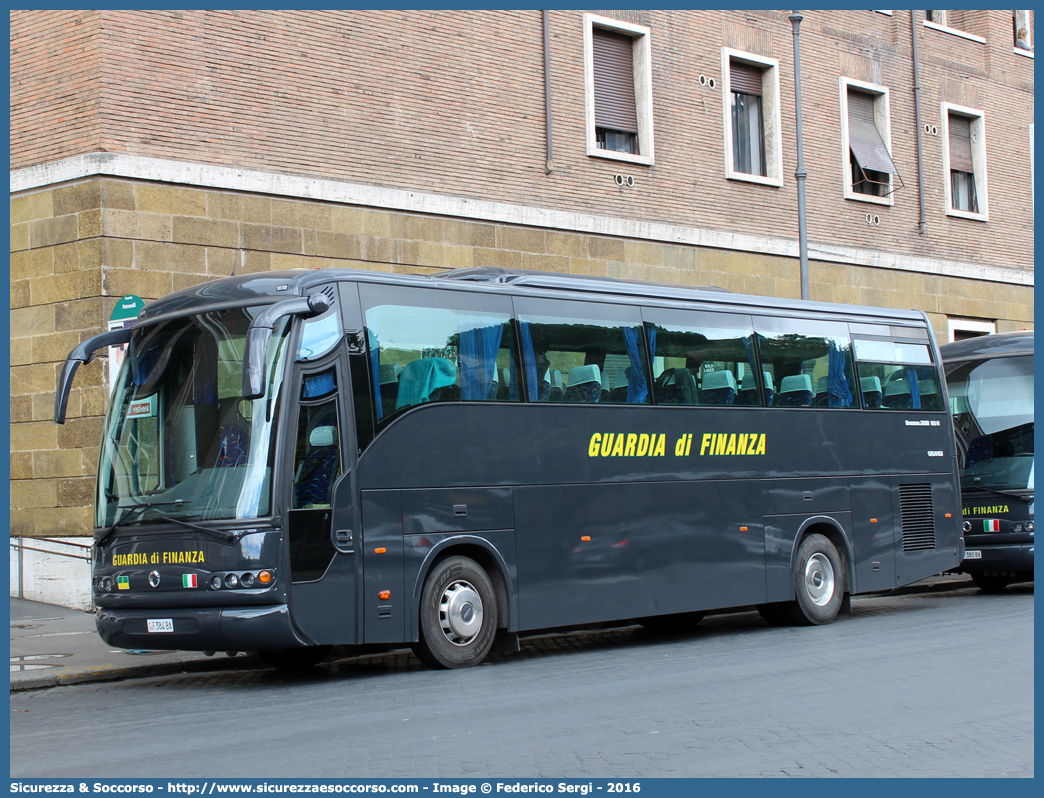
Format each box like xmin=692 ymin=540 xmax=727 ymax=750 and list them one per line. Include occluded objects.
xmin=588 ymin=432 xmax=765 ymax=457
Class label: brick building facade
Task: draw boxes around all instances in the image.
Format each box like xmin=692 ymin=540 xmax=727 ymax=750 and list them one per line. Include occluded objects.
xmin=8 ymin=10 xmax=1035 ymax=554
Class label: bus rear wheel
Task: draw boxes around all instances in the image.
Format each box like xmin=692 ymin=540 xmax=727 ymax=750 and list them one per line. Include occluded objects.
xmin=258 ymin=645 xmax=331 ymax=671
xmin=971 ymin=572 xmax=1011 ymax=592
xmin=413 ymin=556 xmax=498 ymax=669
xmin=787 ymin=534 xmax=843 ymax=625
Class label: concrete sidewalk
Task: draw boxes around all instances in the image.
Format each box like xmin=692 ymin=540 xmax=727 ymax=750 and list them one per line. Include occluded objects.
xmin=10 ymin=572 xmax=981 ymax=692
xmin=9 ymin=597 xmax=261 ymax=692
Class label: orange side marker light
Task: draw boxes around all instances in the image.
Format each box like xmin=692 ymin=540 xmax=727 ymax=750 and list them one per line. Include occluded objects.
xmin=375 ymin=547 xmax=386 ymax=554
xmin=581 ymin=536 xmax=591 ymax=542
xmin=870 ymin=518 xmax=878 ymax=524
xmin=739 ymin=526 xmax=748 ymax=532
xmin=945 ymin=513 xmax=952 ymax=518
xmin=379 ymin=590 xmax=391 ymax=600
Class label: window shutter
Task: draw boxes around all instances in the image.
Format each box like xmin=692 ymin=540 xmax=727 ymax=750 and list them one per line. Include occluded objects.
xmin=847 ymin=90 xmax=899 ymax=175
xmin=948 ymin=114 xmax=974 ymax=173
xmin=593 ymin=28 xmax=638 ymax=134
xmin=730 ymin=61 xmax=763 ymax=96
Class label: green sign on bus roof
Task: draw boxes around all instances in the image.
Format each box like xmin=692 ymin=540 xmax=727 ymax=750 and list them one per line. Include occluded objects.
xmin=110 ymin=294 xmax=145 ymax=322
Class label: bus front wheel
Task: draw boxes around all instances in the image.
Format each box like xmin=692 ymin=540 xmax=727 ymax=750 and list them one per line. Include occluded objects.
xmin=971 ymin=572 xmax=1011 ymax=592
xmin=413 ymin=556 xmax=498 ymax=669
xmin=788 ymin=534 xmax=843 ymax=625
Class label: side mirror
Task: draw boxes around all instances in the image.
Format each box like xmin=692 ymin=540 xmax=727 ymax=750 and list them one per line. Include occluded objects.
xmin=54 ymin=327 xmax=135 ymax=424
xmin=242 ymin=293 xmax=332 ymax=400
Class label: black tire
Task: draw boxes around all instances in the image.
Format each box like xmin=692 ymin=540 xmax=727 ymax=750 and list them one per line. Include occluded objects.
xmin=638 ymin=611 xmax=706 ymax=632
xmin=971 ymin=572 xmax=1012 ymax=592
xmin=785 ymin=533 xmax=844 ymax=626
xmin=258 ymin=645 xmax=331 ymax=671
xmin=412 ymin=556 xmax=498 ymax=669
xmin=757 ymin=602 xmax=791 ymax=627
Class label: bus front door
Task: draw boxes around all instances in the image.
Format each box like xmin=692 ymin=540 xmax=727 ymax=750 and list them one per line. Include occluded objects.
xmin=284 ymin=360 xmax=358 ymax=646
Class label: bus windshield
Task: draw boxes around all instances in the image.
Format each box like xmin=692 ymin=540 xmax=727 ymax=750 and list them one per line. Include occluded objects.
xmin=97 ymin=308 xmax=292 ymax=528
xmin=946 ymin=354 xmax=1034 ymax=492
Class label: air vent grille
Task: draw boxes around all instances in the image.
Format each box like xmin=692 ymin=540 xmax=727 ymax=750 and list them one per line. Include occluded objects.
xmin=899 ymin=483 xmax=936 ymax=551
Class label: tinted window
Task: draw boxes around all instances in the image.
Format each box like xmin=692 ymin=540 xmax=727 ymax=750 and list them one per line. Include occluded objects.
xmin=854 ymin=338 xmax=943 ymax=411
xmin=754 ymin=317 xmax=857 ymax=408
xmin=643 ymin=308 xmax=758 ymax=406
xmin=514 ymin=297 xmax=649 ymax=404
xmin=361 ymin=285 xmax=518 ymax=426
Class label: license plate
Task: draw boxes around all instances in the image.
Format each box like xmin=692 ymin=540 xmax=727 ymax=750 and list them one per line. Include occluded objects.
xmin=146 ymin=619 xmax=174 ymax=633
xmin=964 ymin=550 xmax=982 ymax=560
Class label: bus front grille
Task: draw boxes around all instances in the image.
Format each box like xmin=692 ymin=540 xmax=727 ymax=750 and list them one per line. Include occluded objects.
xmin=899 ymin=483 xmax=936 ymax=551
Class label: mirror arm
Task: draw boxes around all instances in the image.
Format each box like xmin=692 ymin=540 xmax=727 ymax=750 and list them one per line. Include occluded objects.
xmin=54 ymin=327 xmax=135 ymax=424
xmin=242 ymin=293 xmax=332 ymax=400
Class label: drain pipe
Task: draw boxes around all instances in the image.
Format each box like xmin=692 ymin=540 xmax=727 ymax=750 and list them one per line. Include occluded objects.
xmin=543 ymin=10 xmax=555 ymax=174
xmin=790 ymin=11 xmax=809 ymax=300
xmin=910 ymin=10 xmax=927 ymax=235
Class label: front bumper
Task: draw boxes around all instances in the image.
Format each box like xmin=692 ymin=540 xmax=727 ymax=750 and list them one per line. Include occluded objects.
xmin=958 ymin=542 xmax=1034 ymax=575
xmin=96 ymin=603 xmax=307 ymax=652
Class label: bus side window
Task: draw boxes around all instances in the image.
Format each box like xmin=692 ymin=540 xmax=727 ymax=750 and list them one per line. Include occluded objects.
xmin=514 ymin=297 xmax=649 ymax=404
xmin=754 ymin=317 xmax=857 ymax=409
xmin=852 ymin=339 xmax=943 ymax=411
xmin=641 ymin=309 xmax=757 ymax=407
xmin=360 ymin=284 xmax=519 ymax=428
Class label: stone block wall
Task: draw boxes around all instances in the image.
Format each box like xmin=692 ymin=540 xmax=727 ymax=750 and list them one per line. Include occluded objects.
xmin=9 ymin=176 xmax=1034 ymax=538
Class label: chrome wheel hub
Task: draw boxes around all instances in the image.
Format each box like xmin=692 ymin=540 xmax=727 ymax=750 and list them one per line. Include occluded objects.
xmin=804 ymin=553 xmax=835 ymax=607
xmin=439 ymin=580 xmax=483 ymax=646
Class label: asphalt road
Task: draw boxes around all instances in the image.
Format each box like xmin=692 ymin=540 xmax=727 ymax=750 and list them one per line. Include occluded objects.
xmin=10 ymin=581 xmax=1033 ymax=778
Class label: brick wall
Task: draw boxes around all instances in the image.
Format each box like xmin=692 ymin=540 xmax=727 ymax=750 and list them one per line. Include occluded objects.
xmin=8 ymin=177 xmax=1034 ymax=536
xmin=9 ymin=10 xmax=1035 ymax=275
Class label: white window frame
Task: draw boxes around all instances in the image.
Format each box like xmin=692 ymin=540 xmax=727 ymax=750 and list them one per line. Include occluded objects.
xmin=1014 ymin=10 xmax=1034 ymax=56
xmin=941 ymin=102 xmax=989 ymax=221
xmin=839 ymin=77 xmax=895 ymax=206
xmin=721 ymin=47 xmax=783 ymax=187
xmin=583 ymin=14 xmax=654 ymax=166
xmin=947 ymin=317 xmax=996 ymax=342
xmin=923 ymin=12 xmax=987 ymax=44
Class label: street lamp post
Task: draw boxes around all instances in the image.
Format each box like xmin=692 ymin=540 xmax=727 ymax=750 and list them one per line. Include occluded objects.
xmin=790 ymin=10 xmax=809 ymax=301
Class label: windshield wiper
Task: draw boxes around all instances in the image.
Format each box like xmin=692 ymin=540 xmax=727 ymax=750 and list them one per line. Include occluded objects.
xmin=94 ymin=500 xmax=183 ymax=548
xmin=95 ymin=500 xmax=236 ymax=548
xmin=961 ymin=484 xmax=1033 ymax=504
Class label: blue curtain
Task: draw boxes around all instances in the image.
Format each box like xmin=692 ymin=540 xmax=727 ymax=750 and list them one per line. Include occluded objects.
xmin=518 ymin=320 xmax=539 ymax=402
xmin=459 ymin=320 xmax=503 ymax=401
xmin=368 ymin=330 xmax=383 ymax=421
xmin=904 ymin=366 xmax=922 ymax=409
xmin=827 ymin=341 xmax=854 ymax=408
xmin=193 ymin=335 xmax=218 ymax=405
xmin=622 ymin=326 xmax=648 ymax=404
xmin=303 ymin=370 xmax=337 ymax=399
xmin=647 ymin=325 xmax=656 ymax=359
xmin=508 ymin=330 xmax=519 ymax=401
xmin=131 ymin=347 xmax=160 ymax=387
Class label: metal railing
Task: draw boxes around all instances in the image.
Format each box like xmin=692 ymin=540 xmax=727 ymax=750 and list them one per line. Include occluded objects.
xmin=10 ymin=536 xmax=94 ymax=608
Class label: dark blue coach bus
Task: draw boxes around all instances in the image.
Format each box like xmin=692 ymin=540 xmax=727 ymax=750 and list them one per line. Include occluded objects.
xmin=941 ymin=331 xmax=1033 ymax=591
xmin=55 ymin=266 xmax=963 ymax=669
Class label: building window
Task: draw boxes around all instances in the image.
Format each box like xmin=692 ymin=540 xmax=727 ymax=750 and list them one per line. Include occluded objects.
xmin=942 ymin=104 xmax=988 ymax=220
xmin=923 ymin=11 xmax=986 ymax=43
xmin=584 ymin=14 xmax=654 ymax=166
xmin=840 ymin=79 xmax=901 ymax=205
xmin=947 ymin=318 xmax=996 ymax=342
xmin=1014 ymin=10 xmax=1033 ymax=51
xmin=730 ymin=62 xmax=766 ymax=176
xmin=721 ymin=48 xmax=782 ymax=187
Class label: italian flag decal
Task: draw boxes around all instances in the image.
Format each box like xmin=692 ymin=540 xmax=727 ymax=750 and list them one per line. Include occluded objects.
xmin=984 ymin=519 xmax=1000 ymax=532
xmin=182 ymin=574 xmax=198 ymax=588
xmin=117 ymin=576 xmax=130 ymax=590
